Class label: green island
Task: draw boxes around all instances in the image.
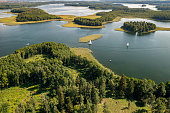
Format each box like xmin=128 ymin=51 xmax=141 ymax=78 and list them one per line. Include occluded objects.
xmin=115 ymin=21 xmax=170 ymax=34
xmin=0 ymin=8 xmax=62 ymax=26
xmin=116 ymin=21 xmax=156 ymax=34
xmin=0 ymin=42 xmax=169 ymax=113
xmin=11 ymin=8 xmax=61 ymax=22
xmin=79 ymin=34 xmax=103 ymax=43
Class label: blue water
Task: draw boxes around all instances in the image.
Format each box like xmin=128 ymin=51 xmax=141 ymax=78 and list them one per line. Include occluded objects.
xmin=0 ymin=5 xmax=170 ymax=83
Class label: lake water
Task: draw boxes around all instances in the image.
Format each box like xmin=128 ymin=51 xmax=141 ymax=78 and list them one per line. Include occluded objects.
xmin=120 ymin=3 xmax=157 ymax=11
xmin=0 ymin=4 xmax=170 ymax=83
xmin=36 ymin=4 xmax=111 ymax=16
xmin=0 ymin=10 xmax=15 ymax=18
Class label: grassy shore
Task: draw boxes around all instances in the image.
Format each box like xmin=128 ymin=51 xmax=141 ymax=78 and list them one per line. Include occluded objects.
xmin=97 ymin=98 xmax=151 ymax=113
xmin=0 ymin=12 xmax=105 ymax=28
xmin=0 ymin=16 xmax=61 ymax=26
xmin=70 ymin=48 xmax=116 ymax=77
xmin=79 ymin=34 xmax=103 ymax=43
xmin=103 ymin=16 xmax=122 ymax=25
xmin=0 ymin=86 xmax=42 ymax=113
xmin=62 ymin=21 xmax=105 ymax=28
xmin=156 ymin=27 xmax=170 ymax=31
xmin=61 ymin=15 xmax=105 ymax=28
xmin=81 ymin=15 xmax=101 ymax=19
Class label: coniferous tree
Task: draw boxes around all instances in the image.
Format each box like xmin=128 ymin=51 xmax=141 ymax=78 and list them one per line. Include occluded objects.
xmin=57 ymin=85 xmax=65 ymax=110
xmin=66 ymin=97 xmax=73 ymax=113
xmin=157 ymin=82 xmax=166 ymax=97
xmin=91 ymin=86 xmax=100 ymax=105
xmin=118 ymin=75 xmax=127 ymax=98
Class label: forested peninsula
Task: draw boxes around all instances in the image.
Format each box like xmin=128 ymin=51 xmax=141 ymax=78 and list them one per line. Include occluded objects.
xmin=73 ymin=8 xmax=170 ymax=27
xmin=0 ymin=42 xmax=169 ymax=113
xmin=11 ymin=8 xmax=61 ymax=22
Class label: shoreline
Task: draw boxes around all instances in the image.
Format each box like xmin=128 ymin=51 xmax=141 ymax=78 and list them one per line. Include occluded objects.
xmin=0 ymin=16 xmax=62 ymax=26
xmin=115 ymin=27 xmax=170 ymax=33
xmin=1 ymin=11 xmax=170 ymax=30
xmin=70 ymin=48 xmax=116 ymax=77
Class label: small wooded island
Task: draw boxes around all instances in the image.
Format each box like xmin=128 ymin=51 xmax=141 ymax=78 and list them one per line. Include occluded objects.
xmin=115 ymin=21 xmax=170 ymax=35
xmin=122 ymin=21 xmax=156 ymax=34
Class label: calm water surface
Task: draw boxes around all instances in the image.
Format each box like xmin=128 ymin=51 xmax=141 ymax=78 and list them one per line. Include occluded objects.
xmin=37 ymin=4 xmax=111 ymax=16
xmin=0 ymin=4 xmax=170 ymax=83
xmin=120 ymin=3 xmax=157 ymax=10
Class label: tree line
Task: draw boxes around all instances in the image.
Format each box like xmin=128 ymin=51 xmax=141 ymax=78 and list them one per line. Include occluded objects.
xmin=0 ymin=1 xmax=79 ymax=9
xmin=74 ymin=8 xmax=170 ymax=26
xmin=0 ymin=42 xmax=169 ymax=112
xmin=65 ymin=3 xmax=128 ymax=10
xmin=97 ymin=8 xmax=170 ymax=21
xmin=122 ymin=21 xmax=156 ymax=33
xmin=74 ymin=14 xmax=115 ymax=26
xmin=73 ymin=17 xmax=102 ymax=26
xmin=11 ymin=8 xmax=61 ymax=22
xmin=0 ymin=2 xmax=49 ymax=9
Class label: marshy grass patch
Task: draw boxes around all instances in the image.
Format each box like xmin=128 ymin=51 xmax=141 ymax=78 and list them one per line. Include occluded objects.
xmin=79 ymin=34 xmax=103 ymax=43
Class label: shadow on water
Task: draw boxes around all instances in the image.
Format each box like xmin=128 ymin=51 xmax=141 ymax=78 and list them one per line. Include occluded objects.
xmin=123 ymin=31 xmax=156 ymax=36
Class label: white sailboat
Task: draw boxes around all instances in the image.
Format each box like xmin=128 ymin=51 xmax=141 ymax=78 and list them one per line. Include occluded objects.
xmin=126 ymin=42 xmax=129 ymax=48
xmin=26 ymin=43 xmax=30 ymax=46
xmin=88 ymin=40 xmax=92 ymax=45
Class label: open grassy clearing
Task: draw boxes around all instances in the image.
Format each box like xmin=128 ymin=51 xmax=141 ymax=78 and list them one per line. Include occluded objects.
xmin=79 ymin=34 xmax=103 ymax=43
xmin=81 ymin=15 xmax=101 ymax=19
xmin=156 ymin=27 xmax=170 ymax=31
xmin=0 ymin=86 xmax=42 ymax=113
xmin=97 ymin=98 xmax=151 ymax=113
xmin=0 ymin=16 xmax=60 ymax=26
xmin=24 ymin=54 xmax=45 ymax=63
xmin=56 ymin=15 xmax=76 ymax=21
xmin=24 ymin=54 xmax=79 ymax=79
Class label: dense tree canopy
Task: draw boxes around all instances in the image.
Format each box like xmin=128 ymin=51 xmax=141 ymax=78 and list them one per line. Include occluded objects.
xmin=65 ymin=3 xmax=128 ymax=10
xmin=121 ymin=21 xmax=156 ymax=33
xmin=0 ymin=2 xmax=48 ymax=9
xmin=74 ymin=14 xmax=115 ymax=26
xmin=11 ymin=8 xmax=61 ymax=22
xmin=0 ymin=42 xmax=169 ymax=112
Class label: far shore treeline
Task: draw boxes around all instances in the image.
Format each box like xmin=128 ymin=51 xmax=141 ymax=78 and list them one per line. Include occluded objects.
xmin=0 ymin=42 xmax=169 ymax=112
xmin=11 ymin=8 xmax=61 ymax=22
xmin=73 ymin=8 xmax=170 ymax=26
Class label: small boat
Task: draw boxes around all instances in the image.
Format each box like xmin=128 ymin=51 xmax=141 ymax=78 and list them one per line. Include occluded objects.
xmin=126 ymin=42 xmax=129 ymax=48
xmin=109 ymin=60 xmax=112 ymax=62
xmin=88 ymin=40 xmax=92 ymax=45
xmin=142 ymin=4 xmax=146 ymax=7
xmin=26 ymin=43 xmax=30 ymax=46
